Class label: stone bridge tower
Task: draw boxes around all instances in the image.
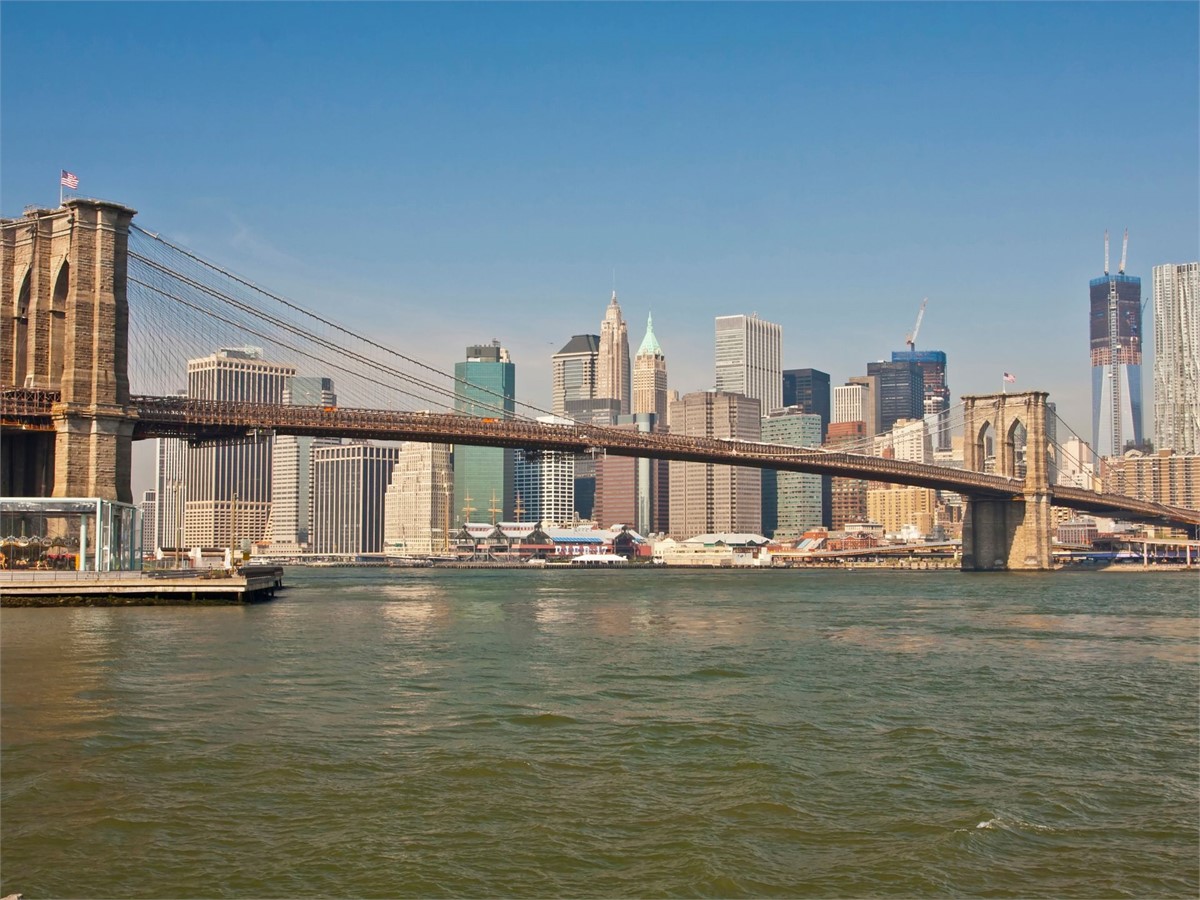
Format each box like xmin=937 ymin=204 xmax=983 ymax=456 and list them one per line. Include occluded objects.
xmin=1 ymin=199 xmax=138 ymax=502
xmin=960 ymin=391 xmax=1053 ymax=570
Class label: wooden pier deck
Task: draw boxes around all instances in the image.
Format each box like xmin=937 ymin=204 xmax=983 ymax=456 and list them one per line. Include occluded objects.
xmin=0 ymin=566 xmax=284 ymax=607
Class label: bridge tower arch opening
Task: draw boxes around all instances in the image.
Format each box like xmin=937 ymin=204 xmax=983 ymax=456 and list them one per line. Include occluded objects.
xmin=12 ymin=268 xmax=31 ymax=384
xmin=961 ymin=391 xmax=1053 ymax=571
xmin=50 ymin=259 xmax=69 ymax=387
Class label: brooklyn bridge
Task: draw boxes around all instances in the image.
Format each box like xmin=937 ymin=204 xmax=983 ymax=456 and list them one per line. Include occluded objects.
xmin=3 ymin=199 xmax=1197 ymax=570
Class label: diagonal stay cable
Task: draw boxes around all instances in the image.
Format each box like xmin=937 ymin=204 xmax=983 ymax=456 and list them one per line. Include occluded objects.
xmin=129 ymin=276 xmax=463 ymax=413
xmin=128 ymin=251 xmax=516 ymax=419
xmin=130 ymin=226 xmax=563 ymax=421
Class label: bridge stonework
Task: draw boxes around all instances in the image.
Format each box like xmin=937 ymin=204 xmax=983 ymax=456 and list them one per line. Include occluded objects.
xmin=960 ymin=391 xmax=1053 ymax=570
xmin=1 ymin=199 xmax=138 ymax=502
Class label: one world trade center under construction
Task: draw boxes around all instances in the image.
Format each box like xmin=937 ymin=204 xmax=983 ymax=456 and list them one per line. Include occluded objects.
xmin=1089 ymin=229 xmax=1143 ymax=460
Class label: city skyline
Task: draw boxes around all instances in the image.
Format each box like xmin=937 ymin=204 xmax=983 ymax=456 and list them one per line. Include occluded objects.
xmin=2 ymin=2 xmax=1197 ymax=479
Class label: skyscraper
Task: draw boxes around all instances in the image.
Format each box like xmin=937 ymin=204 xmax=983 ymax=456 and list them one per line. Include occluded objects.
xmin=1152 ymin=262 xmax=1199 ymax=454
xmin=781 ymin=368 xmax=831 ymax=434
xmin=669 ymin=391 xmax=762 ymax=539
xmin=140 ymin=490 xmax=157 ymax=557
xmin=761 ymin=408 xmax=827 ymax=537
xmin=183 ymin=348 xmax=295 ymax=547
xmin=514 ymin=417 xmax=576 ymax=525
xmin=152 ymin=421 xmax=186 ymax=552
xmin=715 ymin=314 xmax=782 ymax=414
xmin=890 ymin=350 xmax=950 ymax=450
xmin=383 ymin=442 xmax=453 ymax=556
xmin=1090 ymin=235 xmax=1144 ymax=457
xmin=551 ymin=334 xmax=599 ymax=418
xmin=597 ymin=292 xmax=631 ymax=415
xmin=264 ymin=376 xmax=338 ymax=554
xmin=633 ymin=313 xmax=668 ymax=427
xmin=310 ymin=442 xmax=400 ymax=555
xmin=845 ymin=375 xmax=880 ymax=438
xmin=866 ymin=360 xmax=923 ymax=434
xmin=454 ymin=342 xmax=516 ymax=523
xmin=833 ymin=383 xmax=868 ymax=429
xmin=593 ymin=412 xmax=666 ymax=534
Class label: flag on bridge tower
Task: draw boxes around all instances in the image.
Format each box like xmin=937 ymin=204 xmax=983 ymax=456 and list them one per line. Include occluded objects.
xmin=59 ymin=169 xmax=79 ymax=206
xmin=1003 ymin=373 xmax=1016 ymax=383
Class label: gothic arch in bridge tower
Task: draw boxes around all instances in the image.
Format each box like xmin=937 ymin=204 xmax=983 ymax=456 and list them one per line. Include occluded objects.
xmin=50 ymin=259 xmax=69 ymax=387
xmin=960 ymin=391 xmax=1053 ymax=571
xmin=12 ymin=267 xmax=30 ymax=384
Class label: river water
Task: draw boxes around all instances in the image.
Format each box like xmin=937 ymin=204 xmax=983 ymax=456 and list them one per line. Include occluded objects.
xmin=2 ymin=569 xmax=1197 ymax=898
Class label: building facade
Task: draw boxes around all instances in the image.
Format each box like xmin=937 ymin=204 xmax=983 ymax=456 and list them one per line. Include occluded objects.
xmin=140 ymin=489 xmax=157 ymax=557
xmin=597 ymin=292 xmax=631 ymax=416
xmin=833 ymin=383 xmax=868 ymax=432
xmin=264 ymin=376 xmax=338 ymax=553
xmin=453 ymin=342 xmax=516 ymax=524
xmin=867 ymin=485 xmax=938 ymax=538
xmin=1102 ymin=450 xmax=1200 ymax=512
xmin=1152 ymin=262 xmax=1199 ymax=454
xmin=824 ymin=420 xmax=869 ymax=528
xmin=668 ymin=391 xmax=762 ymax=539
xmin=152 ymin=431 xmax=186 ymax=552
xmin=633 ymin=313 xmax=668 ymax=426
xmin=761 ymin=408 xmax=827 ymax=538
xmin=310 ymin=442 xmax=400 ymax=555
xmin=891 ymin=349 xmax=950 ymax=450
xmin=781 ymin=368 xmax=831 ymax=434
xmin=714 ymin=314 xmax=782 ymax=414
xmin=593 ymin=413 xmax=665 ymax=534
xmin=1090 ymin=271 xmax=1144 ymax=457
xmin=866 ymin=359 xmax=924 ymax=435
xmin=183 ymin=348 xmax=295 ymax=548
xmin=515 ymin=417 xmax=576 ymax=525
xmin=846 ymin=374 xmax=881 ymax=438
xmin=551 ymin=334 xmax=599 ymax=419
xmin=382 ymin=442 xmax=453 ymax=556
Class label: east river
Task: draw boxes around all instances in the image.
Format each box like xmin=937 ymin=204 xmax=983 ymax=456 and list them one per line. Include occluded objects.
xmin=2 ymin=568 xmax=1197 ymax=898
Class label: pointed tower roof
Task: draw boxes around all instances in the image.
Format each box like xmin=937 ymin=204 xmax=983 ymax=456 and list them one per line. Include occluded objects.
xmin=637 ymin=312 xmax=662 ymax=357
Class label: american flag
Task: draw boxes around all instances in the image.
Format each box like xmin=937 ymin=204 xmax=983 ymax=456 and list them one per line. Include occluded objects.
xmin=1003 ymin=372 xmax=1016 ymax=384
xmin=60 ymin=170 xmax=79 ymax=189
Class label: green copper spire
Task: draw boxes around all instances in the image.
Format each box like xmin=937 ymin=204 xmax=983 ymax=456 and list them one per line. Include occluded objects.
xmin=637 ymin=312 xmax=662 ymax=357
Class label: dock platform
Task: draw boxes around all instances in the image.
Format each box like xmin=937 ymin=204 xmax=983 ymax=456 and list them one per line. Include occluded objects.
xmin=0 ymin=566 xmax=285 ymax=607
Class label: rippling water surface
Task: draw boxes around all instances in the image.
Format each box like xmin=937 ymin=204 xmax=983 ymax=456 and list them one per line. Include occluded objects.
xmin=2 ymin=569 xmax=1197 ymax=897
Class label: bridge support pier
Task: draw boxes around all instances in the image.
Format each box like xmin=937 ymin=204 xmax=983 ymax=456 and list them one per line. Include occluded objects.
xmin=961 ymin=392 xmax=1055 ymax=571
xmin=961 ymin=494 xmax=1053 ymax=571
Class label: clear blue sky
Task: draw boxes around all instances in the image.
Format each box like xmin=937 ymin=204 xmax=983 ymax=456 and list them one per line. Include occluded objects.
xmin=3 ymin=2 xmax=1198 ymax=442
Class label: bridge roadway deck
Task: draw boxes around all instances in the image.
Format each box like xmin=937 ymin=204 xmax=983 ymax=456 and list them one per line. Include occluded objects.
xmin=2 ymin=389 xmax=1197 ymax=527
xmin=131 ymin=396 xmax=1025 ymax=496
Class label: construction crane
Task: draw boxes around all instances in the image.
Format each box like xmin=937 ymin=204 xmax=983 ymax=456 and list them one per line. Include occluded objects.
xmin=1118 ymin=228 xmax=1129 ymax=275
xmin=1104 ymin=229 xmax=1110 ymax=276
xmin=905 ymin=297 xmax=928 ymax=351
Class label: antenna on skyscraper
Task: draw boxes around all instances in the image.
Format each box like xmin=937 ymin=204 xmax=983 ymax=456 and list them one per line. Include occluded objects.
xmin=1104 ymin=229 xmax=1110 ymax=276
xmin=1118 ymin=228 xmax=1128 ymax=275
